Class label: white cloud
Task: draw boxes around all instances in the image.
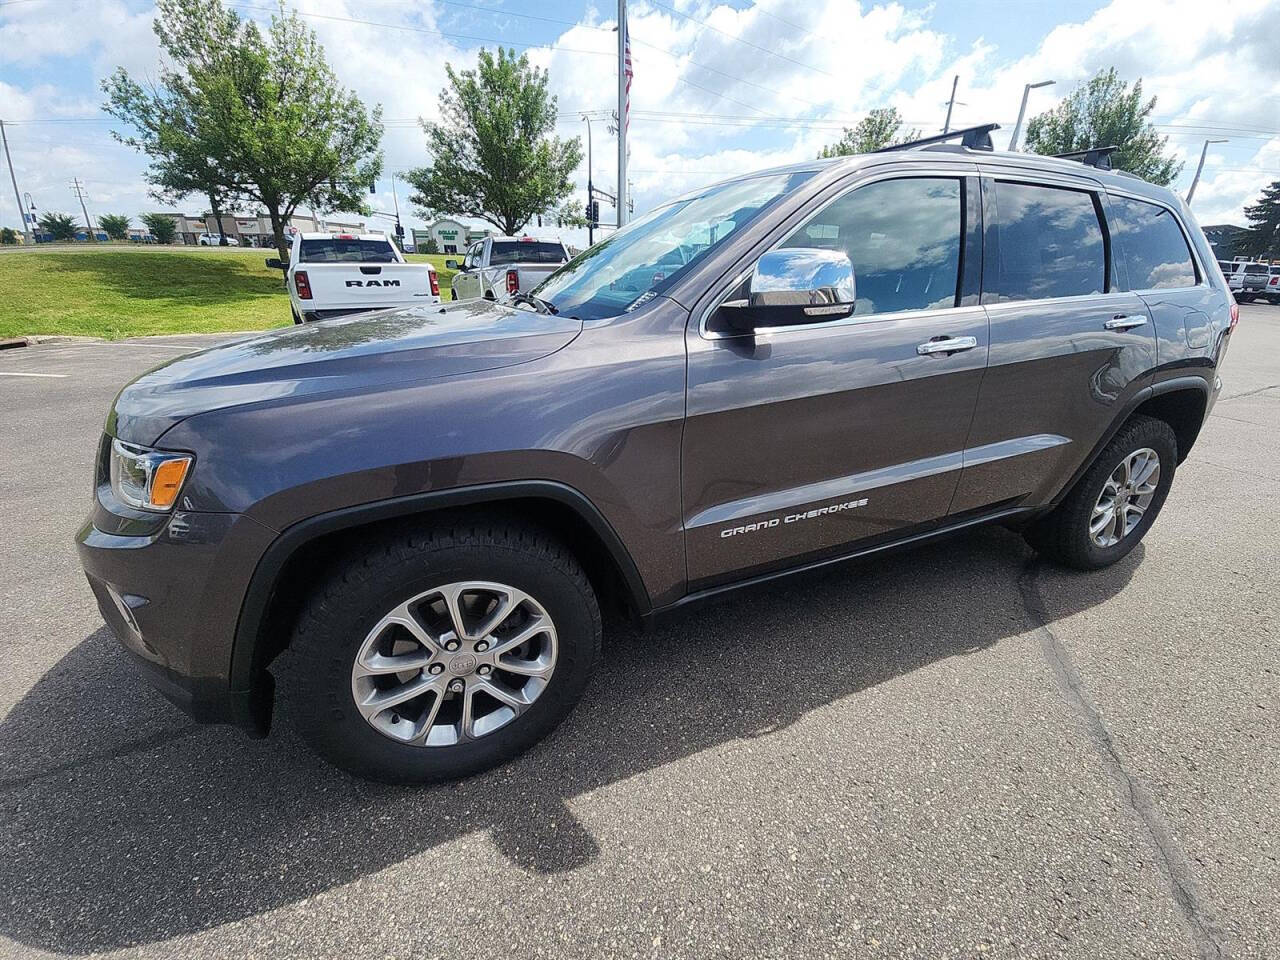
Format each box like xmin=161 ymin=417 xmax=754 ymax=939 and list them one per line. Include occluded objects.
xmin=0 ymin=0 xmax=1277 ymax=245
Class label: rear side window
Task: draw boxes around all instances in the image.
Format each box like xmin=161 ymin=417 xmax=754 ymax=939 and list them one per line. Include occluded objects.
xmin=780 ymin=177 xmax=963 ymax=316
xmin=489 ymin=241 xmax=567 ymax=265
xmin=1109 ymin=197 xmax=1198 ymax=289
xmin=992 ymin=182 xmax=1105 ymax=301
xmin=299 ymin=238 xmax=396 ymax=263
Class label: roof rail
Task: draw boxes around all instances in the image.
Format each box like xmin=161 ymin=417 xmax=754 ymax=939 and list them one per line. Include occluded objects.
xmin=877 ymin=123 xmax=1001 ymax=154
xmin=1052 ymin=145 xmax=1119 ymax=171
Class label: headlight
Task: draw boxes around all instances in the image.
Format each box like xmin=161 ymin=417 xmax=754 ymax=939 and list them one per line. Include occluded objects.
xmin=109 ymin=439 xmax=193 ymax=512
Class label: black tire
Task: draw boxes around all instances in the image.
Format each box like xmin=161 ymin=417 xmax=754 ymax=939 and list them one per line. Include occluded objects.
xmin=1024 ymin=414 xmax=1177 ymax=570
xmin=285 ymin=521 xmax=601 ymax=783
xmin=291 ymin=307 xmax=304 ymax=325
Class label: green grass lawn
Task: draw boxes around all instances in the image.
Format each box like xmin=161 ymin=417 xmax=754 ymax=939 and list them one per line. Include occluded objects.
xmin=0 ymin=246 xmax=457 ymax=340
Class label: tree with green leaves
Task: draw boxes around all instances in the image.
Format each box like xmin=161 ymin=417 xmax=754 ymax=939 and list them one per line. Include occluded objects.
xmin=103 ymin=0 xmax=383 ymax=261
xmin=407 ymin=48 xmax=582 ymax=236
xmin=818 ymin=108 xmax=918 ymax=158
xmin=1023 ymin=69 xmax=1181 ymax=185
xmin=38 ymin=212 xmax=79 ymax=242
xmin=1237 ymin=180 xmax=1280 ymax=260
xmin=142 ymin=212 xmax=178 ymax=244
xmin=99 ymin=214 xmax=132 ymax=241
xmin=424 ymin=237 xmax=440 ymax=254
xmin=0 ymin=227 xmax=17 ymax=245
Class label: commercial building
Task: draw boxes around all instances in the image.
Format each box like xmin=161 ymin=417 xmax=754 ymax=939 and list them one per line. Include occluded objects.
xmin=147 ymin=211 xmax=380 ymax=246
xmin=412 ymin=218 xmax=491 ymax=254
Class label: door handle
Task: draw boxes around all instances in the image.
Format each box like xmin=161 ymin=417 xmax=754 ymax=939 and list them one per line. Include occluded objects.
xmin=1104 ymin=315 xmax=1148 ymax=330
xmin=917 ymin=336 xmax=978 ymax=356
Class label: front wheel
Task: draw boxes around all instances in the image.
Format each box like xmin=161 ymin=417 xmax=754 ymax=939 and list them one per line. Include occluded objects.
xmin=285 ymin=522 xmax=602 ymax=783
xmin=1025 ymin=415 xmax=1177 ymax=570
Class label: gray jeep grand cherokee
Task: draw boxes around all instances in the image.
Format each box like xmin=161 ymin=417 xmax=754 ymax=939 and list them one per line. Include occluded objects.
xmin=77 ymin=127 xmax=1236 ymax=782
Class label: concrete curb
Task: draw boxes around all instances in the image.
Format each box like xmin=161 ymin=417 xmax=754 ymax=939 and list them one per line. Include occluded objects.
xmin=0 ymin=335 xmax=105 ymax=349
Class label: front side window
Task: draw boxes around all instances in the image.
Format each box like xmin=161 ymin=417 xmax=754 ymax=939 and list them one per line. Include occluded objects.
xmin=993 ymin=182 xmax=1106 ymax=301
xmin=533 ymin=170 xmax=814 ymax=320
xmin=778 ymin=177 xmax=963 ymax=316
xmin=1109 ymin=197 xmax=1197 ymax=290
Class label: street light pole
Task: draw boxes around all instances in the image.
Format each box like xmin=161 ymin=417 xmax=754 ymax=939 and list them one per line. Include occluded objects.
xmin=1008 ymin=80 xmax=1055 ymax=151
xmin=942 ymin=75 xmax=959 ymax=133
xmin=616 ymin=0 xmax=628 ymax=228
xmin=582 ymin=114 xmax=595 ymax=247
xmin=1186 ymin=138 xmax=1228 ymax=205
xmin=1 ymin=119 xmax=32 ymax=244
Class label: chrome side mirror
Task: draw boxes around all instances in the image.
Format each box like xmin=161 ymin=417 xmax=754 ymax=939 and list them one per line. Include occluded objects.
xmin=722 ymin=248 xmax=855 ymax=332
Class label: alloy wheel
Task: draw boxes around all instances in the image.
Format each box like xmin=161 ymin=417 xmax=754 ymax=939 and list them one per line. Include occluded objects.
xmin=1090 ymin=447 xmax=1160 ymax=548
xmin=350 ymin=581 xmax=557 ymax=747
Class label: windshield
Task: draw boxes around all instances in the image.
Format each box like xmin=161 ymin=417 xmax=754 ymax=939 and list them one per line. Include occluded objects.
xmin=533 ymin=170 xmax=814 ymax=320
xmin=490 ymin=241 xmax=567 ymax=265
xmin=300 ymin=238 xmax=397 ymax=263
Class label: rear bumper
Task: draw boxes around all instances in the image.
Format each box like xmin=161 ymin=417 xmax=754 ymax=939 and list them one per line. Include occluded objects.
xmin=76 ymin=508 xmax=278 ymax=734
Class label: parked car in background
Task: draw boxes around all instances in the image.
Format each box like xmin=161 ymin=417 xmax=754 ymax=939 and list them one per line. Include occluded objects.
xmin=1229 ymin=261 xmax=1273 ymax=301
xmin=267 ymin=232 xmax=440 ymax=323
xmin=78 ymin=135 xmax=1236 ymax=783
xmin=447 ymin=236 xmax=570 ymax=300
xmin=1265 ymin=265 xmax=1280 ymax=304
xmin=198 ymin=233 xmax=240 ymax=246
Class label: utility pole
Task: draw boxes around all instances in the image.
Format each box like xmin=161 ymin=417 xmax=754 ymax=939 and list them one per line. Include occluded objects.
xmin=942 ymin=75 xmax=959 ymax=133
xmin=616 ymin=0 xmax=628 ymax=228
xmin=1185 ymin=138 xmax=1228 ymax=205
xmin=1 ymin=119 xmax=32 ymax=244
xmin=582 ymin=114 xmax=595 ymax=246
xmin=1008 ymin=80 xmax=1055 ymax=151
xmin=70 ymin=177 xmax=97 ymax=242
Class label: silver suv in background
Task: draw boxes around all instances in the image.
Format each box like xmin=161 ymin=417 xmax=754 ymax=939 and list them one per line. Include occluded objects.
xmin=1225 ymin=260 xmax=1273 ymax=301
xmin=448 ymin=236 xmax=570 ymax=301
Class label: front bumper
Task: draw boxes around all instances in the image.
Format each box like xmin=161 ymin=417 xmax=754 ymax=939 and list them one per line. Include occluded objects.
xmin=76 ymin=501 xmax=278 ymax=734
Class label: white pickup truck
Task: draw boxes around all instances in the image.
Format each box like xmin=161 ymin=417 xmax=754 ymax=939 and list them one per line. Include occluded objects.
xmin=446 ymin=236 xmax=570 ymax=301
xmin=267 ymin=232 xmax=440 ymax=324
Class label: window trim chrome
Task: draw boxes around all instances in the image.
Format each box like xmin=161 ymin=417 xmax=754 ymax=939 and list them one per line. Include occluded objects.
xmin=698 ymin=166 xmax=976 ymax=341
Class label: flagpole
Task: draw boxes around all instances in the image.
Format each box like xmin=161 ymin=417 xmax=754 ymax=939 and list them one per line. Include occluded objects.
xmin=617 ymin=0 xmax=628 ymax=228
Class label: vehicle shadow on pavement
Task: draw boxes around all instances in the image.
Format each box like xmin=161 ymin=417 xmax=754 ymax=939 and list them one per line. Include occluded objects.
xmin=0 ymin=527 xmax=1141 ymax=954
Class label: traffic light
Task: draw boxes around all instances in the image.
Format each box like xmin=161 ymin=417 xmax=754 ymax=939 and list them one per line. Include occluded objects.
xmin=588 ymin=200 xmax=599 ymax=227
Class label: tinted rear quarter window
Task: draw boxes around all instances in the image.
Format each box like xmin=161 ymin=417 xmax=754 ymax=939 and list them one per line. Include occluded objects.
xmin=1108 ymin=197 xmax=1198 ymax=290
xmin=993 ymin=181 xmax=1106 ymax=301
xmin=781 ymin=176 xmax=963 ymax=316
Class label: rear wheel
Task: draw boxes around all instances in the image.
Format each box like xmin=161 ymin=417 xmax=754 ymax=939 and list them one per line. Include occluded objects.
xmin=285 ymin=522 xmax=601 ymax=783
xmin=1025 ymin=415 xmax=1177 ymax=570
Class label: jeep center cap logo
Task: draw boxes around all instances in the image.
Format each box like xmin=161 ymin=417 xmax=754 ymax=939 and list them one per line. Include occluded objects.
xmin=450 ymin=654 xmax=477 ymax=674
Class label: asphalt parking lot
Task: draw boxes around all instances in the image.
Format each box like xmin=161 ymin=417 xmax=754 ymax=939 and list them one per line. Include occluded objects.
xmin=1 ymin=309 xmax=1277 ymax=959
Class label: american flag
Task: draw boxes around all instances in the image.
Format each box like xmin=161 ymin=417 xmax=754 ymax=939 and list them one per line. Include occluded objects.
xmin=623 ymin=18 xmax=632 ymax=133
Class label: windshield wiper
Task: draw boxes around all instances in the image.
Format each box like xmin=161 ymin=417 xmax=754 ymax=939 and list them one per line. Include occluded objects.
xmin=509 ymin=292 xmax=558 ymax=315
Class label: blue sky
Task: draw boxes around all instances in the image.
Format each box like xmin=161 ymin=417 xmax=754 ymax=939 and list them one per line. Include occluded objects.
xmin=1 ymin=0 xmax=1276 ymax=242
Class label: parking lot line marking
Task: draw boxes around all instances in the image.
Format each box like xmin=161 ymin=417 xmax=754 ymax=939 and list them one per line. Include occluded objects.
xmin=0 ymin=371 xmax=70 ymax=378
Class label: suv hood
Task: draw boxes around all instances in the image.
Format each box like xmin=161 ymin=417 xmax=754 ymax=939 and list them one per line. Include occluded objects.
xmin=110 ymin=299 xmax=582 ymax=444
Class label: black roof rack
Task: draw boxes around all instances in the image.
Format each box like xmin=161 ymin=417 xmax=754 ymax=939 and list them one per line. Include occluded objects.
xmin=1052 ymin=146 xmax=1119 ymax=171
xmin=877 ymin=122 xmax=1001 ymax=153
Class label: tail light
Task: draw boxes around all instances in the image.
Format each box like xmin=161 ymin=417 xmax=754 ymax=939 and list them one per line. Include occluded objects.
xmin=294 ymin=270 xmax=313 ymax=300
xmin=506 ymin=269 xmax=519 ymax=294
xmin=1229 ymin=300 xmax=1239 ymax=332
xmin=429 ymin=269 xmax=440 ymax=297
xmin=1269 ymin=276 xmax=1279 ymax=287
